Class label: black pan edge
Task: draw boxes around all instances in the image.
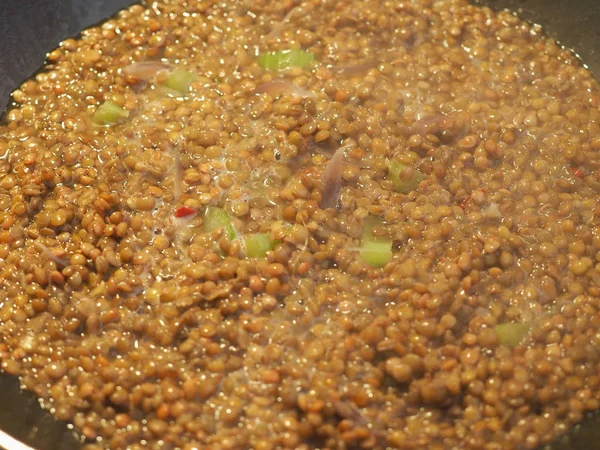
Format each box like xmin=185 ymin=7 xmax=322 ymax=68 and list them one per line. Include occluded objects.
xmin=0 ymin=0 xmax=599 ymax=449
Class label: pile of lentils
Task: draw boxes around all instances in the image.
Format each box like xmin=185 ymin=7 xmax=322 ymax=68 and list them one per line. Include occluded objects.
xmin=1 ymin=0 xmax=600 ymax=449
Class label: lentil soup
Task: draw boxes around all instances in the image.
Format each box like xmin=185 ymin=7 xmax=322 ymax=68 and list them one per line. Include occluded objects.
xmin=1 ymin=0 xmax=600 ymax=449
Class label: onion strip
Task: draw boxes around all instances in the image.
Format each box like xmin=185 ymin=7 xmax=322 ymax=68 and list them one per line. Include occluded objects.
xmin=256 ymin=80 xmax=315 ymax=98
xmin=123 ymin=61 xmax=171 ymax=81
xmin=320 ymin=143 xmax=353 ymax=209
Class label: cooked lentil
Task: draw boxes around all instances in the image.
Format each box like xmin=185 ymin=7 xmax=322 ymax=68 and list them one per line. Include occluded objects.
xmin=1 ymin=0 xmax=600 ymax=449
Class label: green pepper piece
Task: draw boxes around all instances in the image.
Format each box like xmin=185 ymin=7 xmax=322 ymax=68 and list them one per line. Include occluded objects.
xmin=387 ymin=159 xmax=425 ymax=194
xmin=93 ymin=101 xmax=129 ymax=125
xmin=245 ymin=233 xmax=278 ymax=258
xmin=165 ymin=69 xmax=198 ymax=94
xmin=203 ymin=206 xmax=236 ymax=240
xmin=360 ymin=216 xmax=393 ymax=268
xmin=258 ymin=49 xmax=316 ymax=71
xmin=360 ymin=239 xmax=393 ymax=268
xmin=495 ymin=323 xmax=531 ymax=348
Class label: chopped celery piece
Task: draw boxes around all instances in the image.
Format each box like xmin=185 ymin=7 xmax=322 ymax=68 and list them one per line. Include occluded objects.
xmin=387 ymin=159 xmax=425 ymax=194
xmin=245 ymin=233 xmax=277 ymax=258
xmin=165 ymin=69 xmax=197 ymax=94
xmin=203 ymin=206 xmax=236 ymax=240
xmin=258 ymin=49 xmax=316 ymax=71
xmin=495 ymin=323 xmax=530 ymax=348
xmin=360 ymin=215 xmax=393 ymax=268
xmin=361 ymin=240 xmax=393 ymax=268
xmin=93 ymin=101 xmax=129 ymax=125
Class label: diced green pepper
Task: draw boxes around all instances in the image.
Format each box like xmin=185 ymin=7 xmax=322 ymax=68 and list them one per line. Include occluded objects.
xmin=360 ymin=216 xmax=393 ymax=268
xmin=245 ymin=233 xmax=278 ymax=258
xmin=387 ymin=159 xmax=425 ymax=194
xmin=360 ymin=239 xmax=393 ymax=268
xmin=93 ymin=101 xmax=129 ymax=125
xmin=203 ymin=206 xmax=236 ymax=240
xmin=165 ymin=69 xmax=198 ymax=94
xmin=258 ymin=49 xmax=316 ymax=71
xmin=495 ymin=323 xmax=530 ymax=348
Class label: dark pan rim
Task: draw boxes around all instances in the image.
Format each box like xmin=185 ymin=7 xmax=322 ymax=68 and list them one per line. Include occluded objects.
xmin=0 ymin=1 xmax=599 ymax=449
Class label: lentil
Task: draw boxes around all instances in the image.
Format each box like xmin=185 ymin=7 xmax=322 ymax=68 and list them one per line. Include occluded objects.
xmin=0 ymin=1 xmax=599 ymax=449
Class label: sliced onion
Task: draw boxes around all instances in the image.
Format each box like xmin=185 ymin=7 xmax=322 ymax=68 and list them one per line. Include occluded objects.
xmin=34 ymin=242 xmax=68 ymax=267
xmin=173 ymin=145 xmax=183 ymax=201
xmin=409 ymin=114 xmax=445 ymax=135
xmin=314 ymin=144 xmax=335 ymax=158
xmin=123 ymin=61 xmax=171 ymax=81
xmin=266 ymin=6 xmax=300 ymax=40
xmin=320 ymin=144 xmax=353 ymax=209
xmin=256 ymin=80 xmax=315 ymax=98
xmin=329 ymin=61 xmax=377 ymax=78
xmin=298 ymin=135 xmax=315 ymax=154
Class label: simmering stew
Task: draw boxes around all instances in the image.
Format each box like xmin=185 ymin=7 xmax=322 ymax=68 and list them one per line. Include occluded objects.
xmin=0 ymin=1 xmax=599 ymax=449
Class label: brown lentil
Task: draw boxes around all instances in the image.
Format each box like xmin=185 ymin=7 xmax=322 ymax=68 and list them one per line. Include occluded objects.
xmin=0 ymin=1 xmax=599 ymax=449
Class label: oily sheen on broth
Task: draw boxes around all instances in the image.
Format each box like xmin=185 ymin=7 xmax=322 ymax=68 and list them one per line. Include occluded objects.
xmin=0 ymin=1 xmax=599 ymax=449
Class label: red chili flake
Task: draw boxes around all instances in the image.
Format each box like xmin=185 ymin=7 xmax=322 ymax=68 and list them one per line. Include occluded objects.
xmin=174 ymin=206 xmax=197 ymax=218
xmin=459 ymin=193 xmax=473 ymax=209
xmin=571 ymin=167 xmax=583 ymax=178
xmin=460 ymin=189 xmax=486 ymax=209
